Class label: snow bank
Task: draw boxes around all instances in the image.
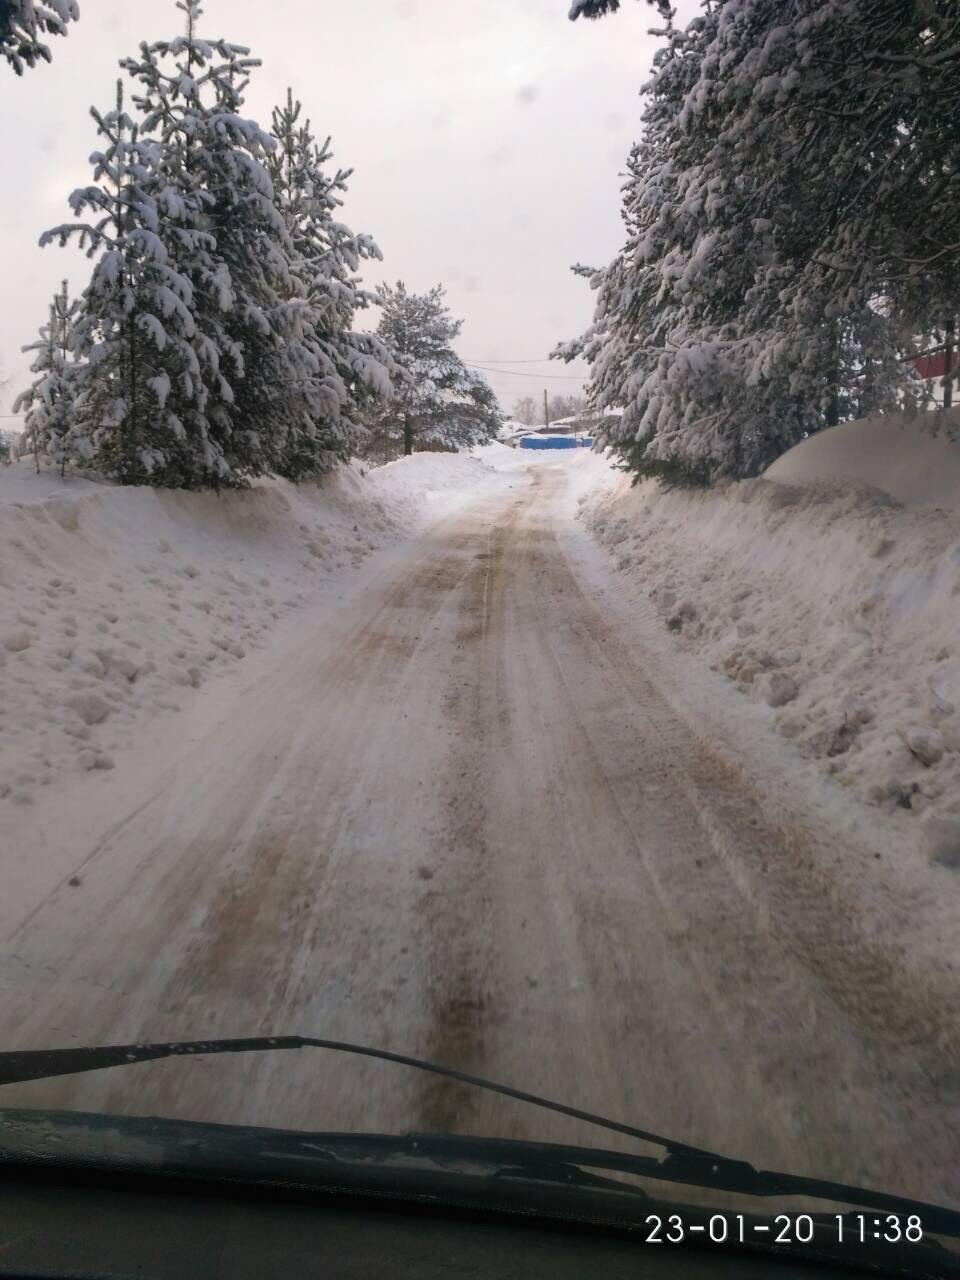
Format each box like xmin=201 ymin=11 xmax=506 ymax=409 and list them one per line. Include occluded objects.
xmin=581 ymin=469 xmax=960 ymax=863
xmin=0 ymin=451 xmax=505 ymax=808
xmin=766 ymin=408 xmax=960 ymax=510
xmin=371 ymin=445 xmax=514 ymax=519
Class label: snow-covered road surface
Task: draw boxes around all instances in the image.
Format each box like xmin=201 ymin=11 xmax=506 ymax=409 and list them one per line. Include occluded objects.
xmin=2 ymin=458 xmax=958 ymax=1209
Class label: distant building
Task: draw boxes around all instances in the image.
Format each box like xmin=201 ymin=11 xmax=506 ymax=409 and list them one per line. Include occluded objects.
xmin=498 ymin=409 xmax=622 ymax=447
xmin=912 ymin=351 xmax=955 ymax=407
xmin=541 ymin=416 xmax=580 ymax=436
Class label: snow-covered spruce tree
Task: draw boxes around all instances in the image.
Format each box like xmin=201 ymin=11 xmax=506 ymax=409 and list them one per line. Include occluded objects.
xmin=265 ymin=88 xmax=392 ymax=478
xmin=37 ymin=82 xmax=208 ymax=483
xmin=13 ymin=279 xmax=78 ymax=474
xmin=692 ymin=0 xmax=960 ymax=433
xmin=563 ymin=0 xmax=960 ymax=483
xmin=364 ymin=282 xmax=501 ymax=458
xmin=1 ymin=0 xmax=78 ymax=75
xmin=556 ymin=10 xmax=779 ymax=485
xmin=33 ymin=6 xmax=388 ymax=487
xmin=561 ymin=7 xmax=852 ymax=482
xmin=120 ymin=5 xmax=306 ymax=485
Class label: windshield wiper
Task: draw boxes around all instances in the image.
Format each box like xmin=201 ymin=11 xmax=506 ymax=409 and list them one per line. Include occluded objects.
xmin=1 ymin=1033 xmax=958 ymax=1238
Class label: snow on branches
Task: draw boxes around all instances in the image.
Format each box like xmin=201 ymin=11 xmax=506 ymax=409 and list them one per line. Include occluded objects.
xmin=1 ymin=0 xmax=78 ymax=75
xmin=266 ymin=89 xmax=392 ymax=478
xmin=13 ymin=280 xmax=78 ymax=473
xmin=568 ymin=0 xmax=673 ymax=20
xmin=22 ymin=5 xmax=392 ymax=487
xmin=363 ymin=282 xmax=501 ymax=460
xmin=564 ymin=0 xmax=960 ymax=484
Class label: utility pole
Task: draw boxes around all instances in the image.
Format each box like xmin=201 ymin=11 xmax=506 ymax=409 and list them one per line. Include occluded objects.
xmin=544 ymin=389 xmax=549 ymax=430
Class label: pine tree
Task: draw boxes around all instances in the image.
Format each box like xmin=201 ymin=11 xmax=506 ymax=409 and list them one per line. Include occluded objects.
xmin=265 ymin=88 xmax=392 ymax=478
xmin=696 ymin=0 xmax=959 ymax=436
xmin=13 ymin=279 xmax=78 ymax=474
xmin=38 ymin=79 xmax=202 ymax=484
xmin=1 ymin=0 xmax=78 ymax=75
xmin=28 ymin=4 xmax=390 ymax=487
xmin=120 ymin=3 xmax=300 ymax=484
xmin=118 ymin=3 xmax=393 ymax=484
xmin=365 ymin=282 xmax=501 ymax=458
xmin=562 ymin=0 xmax=960 ymax=484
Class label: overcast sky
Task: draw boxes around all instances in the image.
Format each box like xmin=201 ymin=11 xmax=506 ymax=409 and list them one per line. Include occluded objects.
xmin=0 ymin=0 xmax=696 ymax=425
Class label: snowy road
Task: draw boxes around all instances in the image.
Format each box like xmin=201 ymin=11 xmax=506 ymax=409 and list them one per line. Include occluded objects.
xmin=2 ymin=459 xmax=958 ymax=1208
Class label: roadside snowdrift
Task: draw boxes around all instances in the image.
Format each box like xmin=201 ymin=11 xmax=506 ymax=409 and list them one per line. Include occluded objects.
xmin=767 ymin=408 xmax=960 ymax=509
xmin=0 ymin=452 xmax=506 ymax=808
xmin=581 ymin=425 xmax=960 ymax=863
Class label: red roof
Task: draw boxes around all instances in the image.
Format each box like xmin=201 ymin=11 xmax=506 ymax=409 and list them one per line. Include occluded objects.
xmin=914 ymin=352 xmax=948 ymax=379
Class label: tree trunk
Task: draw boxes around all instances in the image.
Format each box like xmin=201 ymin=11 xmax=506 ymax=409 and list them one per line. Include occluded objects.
xmin=403 ymin=414 xmax=413 ymax=456
xmin=58 ymin=280 xmax=69 ymax=479
xmin=825 ymin=322 xmax=840 ymax=428
xmin=944 ymin=317 xmax=955 ymax=411
xmin=825 ymin=387 xmax=840 ymax=428
xmin=127 ymin=316 xmax=139 ymax=481
xmin=36 ymin=302 xmax=56 ymax=475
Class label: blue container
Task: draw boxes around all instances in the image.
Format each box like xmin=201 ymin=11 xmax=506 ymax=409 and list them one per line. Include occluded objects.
xmin=519 ymin=435 xmax=578 ymax=450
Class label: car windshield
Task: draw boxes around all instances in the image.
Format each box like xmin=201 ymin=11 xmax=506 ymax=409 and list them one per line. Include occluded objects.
xmin=1 ymin=0 xmax=959 ymax=1257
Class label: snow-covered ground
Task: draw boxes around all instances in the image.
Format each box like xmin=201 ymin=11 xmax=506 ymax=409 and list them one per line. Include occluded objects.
xmin=767 ymin=408 xmax=960 ymax=509
xmin=7 ymin=425 xmax=957 ymax=865
xmin=2 ymin=443 xmax=959 ymax=1207
xmin=0 ymin=448 xmax=513 ymax=810
xmin=578 ymin=411 xmax=960 ymax=866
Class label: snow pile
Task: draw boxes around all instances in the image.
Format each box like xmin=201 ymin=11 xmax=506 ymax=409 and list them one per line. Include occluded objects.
xmin=766 ymin=408 xmax=960 ymax=510
xmin=0 ymin=451 xmax=505 ymax=808
xmin=581 ymin=461 xmax=960 ymax=863
xmin=371 ymin=444 xmax=516 ymax=519
xmin=497 ymin=420 xmax=531 ymax=440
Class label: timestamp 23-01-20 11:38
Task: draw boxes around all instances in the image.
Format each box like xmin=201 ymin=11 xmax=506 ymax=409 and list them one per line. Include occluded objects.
xmin=641 ymin=1213 xmax=925 ymax=1247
